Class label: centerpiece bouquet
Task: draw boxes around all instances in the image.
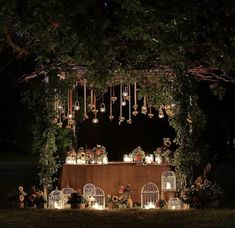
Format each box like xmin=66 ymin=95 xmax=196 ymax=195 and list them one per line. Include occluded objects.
xmin=132 ymin=146 xmax=145 ymax=163
xmin=77 ymin=147 xmax=86 ymax=164
xmin=67 ymin=189 xmax=87 ymax=209
xmin=92 ymin=144 xmax=107 ymax=164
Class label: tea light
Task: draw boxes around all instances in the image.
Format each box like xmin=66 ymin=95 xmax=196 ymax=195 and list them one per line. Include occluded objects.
xmin=123 ymin=154 xmax=132 ymax=162
xmin=92 ymin=202 xmax=103 ymax=210
xmin=166 ymin=182 xmax=171 ymax=190
xmin=144 ymin=202 xmax=155 ymax=209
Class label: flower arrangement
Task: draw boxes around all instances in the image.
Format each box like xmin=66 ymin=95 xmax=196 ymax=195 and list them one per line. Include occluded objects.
xmin=65 ymin=148 xmax=77 ymax=164
xmin=92 ymin=144 xmax=107 ymax=163
xmin=153 ymin=138 xmax=173 ymax=164
xmin=27 ymin=186 xmax=46 ymax=208
xmin=107 ymin=185 xmax=132 ymax=208
xmin=85 ymin=148 xmax=95 ymax=163
xmin=156 ymin=199 xmax=167 ymax=209
xmin=182 ymin=177 xmax=224 ymax=208
xmin=66 ymin=149 xmax=77 ymax=157
xmin=132 ymin=146 xmax=145 ymax=162
xmin=67 ymin=189 xmax=87 ymax=209
xmin=8 ymin=186 xmax=27 ymax=205
xmin=8 ymin=185 xmax=46 ymax=208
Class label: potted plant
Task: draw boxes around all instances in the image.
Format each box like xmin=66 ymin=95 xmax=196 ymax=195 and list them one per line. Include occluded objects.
xmin=67 ymin=192 xmax=87 ymax=209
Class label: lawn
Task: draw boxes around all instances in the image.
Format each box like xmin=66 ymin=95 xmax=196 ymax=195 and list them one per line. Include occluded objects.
xmin=0 ymin=208 xmax=235 ymax=228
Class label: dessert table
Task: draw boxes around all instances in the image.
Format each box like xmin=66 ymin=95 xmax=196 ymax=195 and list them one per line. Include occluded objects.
xmin=59 ymin=162 xmax=171 ymax=203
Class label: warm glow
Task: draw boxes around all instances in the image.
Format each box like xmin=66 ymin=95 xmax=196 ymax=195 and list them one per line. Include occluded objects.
xmin=92 ymin=202 xmax=103 ymax=210
xmin=144 ymin=202 xmax=155 ymax=209
xmin=166 ymin=182 xmax=171 ymax=190
xmin=123 ymin=154 xmax=132 ymax=162
xmin=54 ymin=201 xmax=63 ymax=209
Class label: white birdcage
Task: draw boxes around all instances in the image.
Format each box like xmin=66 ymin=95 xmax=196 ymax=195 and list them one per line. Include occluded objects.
xmin=61 ymin=186 xmax=75 ymax=207
xmin=83 ymin=183 xmax=96 ymax=206
xmin=48 ymin=189 xmax=65 ymax=209
xmin=141 ymin=182 xmax=159 ymax=209
xmin=90 ymin=187 xmax=105 ymax=209
xmin=161 ymin=171 xmax=176 ymax=191
xmin=168 ymin=197 xmax=182 ymax=210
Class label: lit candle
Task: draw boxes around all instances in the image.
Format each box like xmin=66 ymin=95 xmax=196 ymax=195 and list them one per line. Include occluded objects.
xmin=123 ymin=155 xmax=132 ymax=162
xmin=145 ymin=156 xmax=152 ymax=164
xmin=92 ymin=202 xmax=103 ymax=210
xmin=166 ymin=182 xmax=171 ymax=190
xmin=145 ymin=202 xmax=155 ymax=209
xmin=172 ymin=205 xmax=176 ymax=210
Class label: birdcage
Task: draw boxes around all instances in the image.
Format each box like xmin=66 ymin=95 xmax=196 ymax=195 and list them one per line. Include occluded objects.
xmin=48 ymin=189 xmax=65 ymax=209
xmin=61 ymin=186 xmax=75 ymax=207
xmin=168 ymin=197 xmax=182 ymax=210
xmin=83 ymin=183 xmax=96 ymax=206
xmin=141 ymin=182 xmax=159 ymax=209
xmin=90 ymin=187 xmax=105 ymax=209
xmin=161 ymin=171 xmax=176 ymax=191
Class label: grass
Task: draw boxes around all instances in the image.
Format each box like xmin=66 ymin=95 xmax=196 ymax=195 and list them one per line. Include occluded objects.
xmin=0 ymin=208 xmax=235 ymax=228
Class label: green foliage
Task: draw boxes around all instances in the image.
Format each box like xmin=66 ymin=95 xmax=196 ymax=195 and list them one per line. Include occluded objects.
xmin=3 ymin=0 xmax=232 ymax=188
xmin=38 ymin=127 xmax=59 ymax=186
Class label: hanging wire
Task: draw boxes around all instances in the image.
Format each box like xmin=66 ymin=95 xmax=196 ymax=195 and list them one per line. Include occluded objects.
xmin=127 ymin=83 xmax=132 ymax=124
xmin=109 ymin=86 xmax=114 ymax=121
xmin=83 ymin=80 xmax=88 ymax=119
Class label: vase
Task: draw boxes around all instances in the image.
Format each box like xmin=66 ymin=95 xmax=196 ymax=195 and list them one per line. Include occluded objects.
xmin=108 ymin=202 xmax=113 ymax=209
xmin=155 ymin=155 xmax=163 ymax=164
xmin=18 ymin=202 xmax=24 ymax=208
xmin=127 ymin=196 xmax=133 ymax=208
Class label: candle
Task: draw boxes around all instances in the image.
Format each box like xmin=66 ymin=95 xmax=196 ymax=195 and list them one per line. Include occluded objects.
xmin=166 ymin=182 xmax=171 ymax=190
xmin=145 ymin=202 xmax=155 ymax=209
xmin=172 ymin=205 xmax=176 ymax=210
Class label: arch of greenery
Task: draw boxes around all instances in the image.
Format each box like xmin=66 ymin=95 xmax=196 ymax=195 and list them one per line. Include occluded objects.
xmin=1 ymin=0 xmax=235 ymax=192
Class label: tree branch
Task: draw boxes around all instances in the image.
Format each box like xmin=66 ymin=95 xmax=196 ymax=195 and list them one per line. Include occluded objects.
xmin=5 ymin=29 xmax=28 ymax=56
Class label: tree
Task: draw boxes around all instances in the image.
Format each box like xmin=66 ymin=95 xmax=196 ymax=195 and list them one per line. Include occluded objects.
xmin=1 ymin=0 xmax=235 ymax=187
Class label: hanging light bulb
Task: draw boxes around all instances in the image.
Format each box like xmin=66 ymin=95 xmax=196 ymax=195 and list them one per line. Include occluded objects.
xmin=92 ymin=118 xmax=98 ymax=124
xmin=122 ymin=86 xmax=129 ymax=98
xmin=132 ymin=82 xmax=138 ymax=116
xmin=141 ymin=105 xmax=147 ymax=114
xmin=158 ymin=108 xmax=164 ymax=118
xmin=68 ymin=113 xmax=73 ymax=119
xmin=111 ymin=86 xmax=117 ymax=103
xmin=141 ymin=97 xmax=147 ymax=115
xmin=58 ymin=105 xmax=63 ymax=111
xmin=109 ymin=86 xmax=114 ymax=121
xmin=121 ymin=99 xmax=127 ymax=106
xmin=92 ymin=113 xmax=98 ymax=124
xmin=74 ymin=101 xmax=80 ymax=111
xmin=83 ymin=80 xmax=89 ymax=120
xmin=127 ymin=83 xmax=132 ymax=124
xmin=148 ymin=105 xmax=154 ymax=118
xmin=100 ymin=96 xmax=106 ymax=113
xmin=100 ymin=103 xmax=106 ymax=113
